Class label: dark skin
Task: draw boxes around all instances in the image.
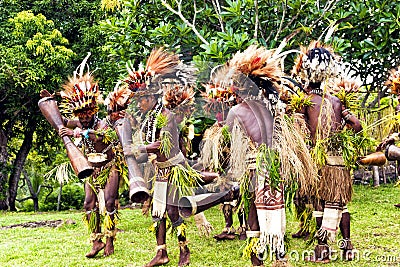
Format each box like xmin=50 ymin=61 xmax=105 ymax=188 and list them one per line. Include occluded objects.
xmin=40 ymin=89 xmax=122 ymax=258
xmin=303 ymin=92 xmax=362 ymax=144
xmin=302 ymin=87 xmax=362 ymax=263
xmin=138 ymin=95 xmax=189 ymax=267
xmin=225 ymin=98 xmax=275 ymax=266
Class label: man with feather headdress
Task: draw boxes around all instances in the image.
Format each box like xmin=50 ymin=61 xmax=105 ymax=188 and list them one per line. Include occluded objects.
xmin=124 ymin=47 xmax=205 ymax=267
xmin=203 ymin=45 xmax=291 ymax=267
xmin=292 ymin=41 xmax=363 ymax=263
xmin=39 ymin=53 xmax=127 ymax=258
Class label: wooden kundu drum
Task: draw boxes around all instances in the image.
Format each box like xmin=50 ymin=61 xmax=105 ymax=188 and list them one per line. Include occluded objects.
xmin=115 ymin=118 xmax=150 ymax=204
xmin=178 ymin=186 xmax=240 ymax=218
xmin=38 ymin=97 xmax=94 ymax=179
xmin=357 ymin=151 xmax=387 ymax=166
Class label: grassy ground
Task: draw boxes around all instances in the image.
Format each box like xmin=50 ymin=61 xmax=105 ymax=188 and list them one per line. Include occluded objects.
xmin=1 ymin=184 xmax=400 ymax=267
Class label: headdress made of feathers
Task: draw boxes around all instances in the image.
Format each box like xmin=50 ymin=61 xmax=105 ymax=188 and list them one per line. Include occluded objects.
xmin=60 ymin=53 xmax=100 ymax=117
xmin=385 ymin=66 xmax=400 ymax=95
xmin=292 ymin=40 xmax=340 ymax=86
xmin=228 ymin=45 xmax=283 ymax=84
xmin=161 ymin=63 xmax=197 ymax=110
xmin=330 ymin=69 xmax=362 ymax=109
xmin=331 ymin=78 xmax=361 ymax=95
xmin=203 ymin=65 xmax=244 ymax=105
xmin=205 ymin=44 xmax=284 ymax=104
xmin=104 ymin=82 xmax=133 ymax=113
xmin=125 ymin=47 xmax=180 ymax=96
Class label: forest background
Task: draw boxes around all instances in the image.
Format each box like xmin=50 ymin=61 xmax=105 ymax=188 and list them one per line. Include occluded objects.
xmin=0 ymin=0 xmax=399 ymax=212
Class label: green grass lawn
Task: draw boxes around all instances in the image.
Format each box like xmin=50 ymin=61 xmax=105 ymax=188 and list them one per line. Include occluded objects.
xmin=1 ymin=184 xmax=400 ymax=267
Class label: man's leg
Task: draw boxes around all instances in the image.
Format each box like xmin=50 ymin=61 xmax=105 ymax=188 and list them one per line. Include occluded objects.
xmin=237 ymin=207 xmax=247 ymax=240
xmin=84 ymin=182 xmax=105 ymax=258
xmin=214 ymin=203 xmax=236 ymax=240
xmin=103 ymin=168 xmax=120 ymax=256
xmin=246 ymin=199 xmax=264 ymax=267
xmin=292 ymin=196 xmax=310 ymax=238
xmin=168 ymin=204 xmax=190 ymax=267
xmin=339 ymin=207 xmax=355 ymax=261
xmin=305 ymin=200 xmax=330 ymax=263
xmin=142 ymin=218 xmax=169 ymax=267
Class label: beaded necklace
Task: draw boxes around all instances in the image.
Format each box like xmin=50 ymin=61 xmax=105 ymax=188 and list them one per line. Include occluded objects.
xmin=81 ymin=116 xmax=100 ymax=154
xmin=140 ymin=101 xmax=163 ymax=144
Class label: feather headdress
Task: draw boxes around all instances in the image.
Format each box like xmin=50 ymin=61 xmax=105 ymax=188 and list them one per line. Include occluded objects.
xmin=385 ymin=66 xmax=400 ymax=95
xmin=59 ymin=53 xmax=100 ymax=117
xmin=329 ymin=69 xmax=362 ymax=109
xmin=162 ymin=63 xmax=197 ymax=110
xmin=125 ymin=47 xmax=180 ymax=96
xmin=205 ymin=45 xmax=283 ymax=105
xmin=203 ymin=65 xmax=242 ymax=104
xmin=228 ymin=45 xmax=283 ymax=84
xmin=104 ymin=82 xmax=133 ymax=113
xmin=292 ymin=40 xmax=340 ymax=85
xmin=332 ymin=79 xmax=361 ymax=95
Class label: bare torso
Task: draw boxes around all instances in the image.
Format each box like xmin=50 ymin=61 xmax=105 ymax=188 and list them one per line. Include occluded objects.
xmin=143 ymin=108 xmax=181 ymax=162
xmin=225 ymin=99 xmax=274 ymax=147
xmin=305 ymin=93 xmax=343 ymax=144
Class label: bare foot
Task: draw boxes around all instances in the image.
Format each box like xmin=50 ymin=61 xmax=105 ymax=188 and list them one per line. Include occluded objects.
xmin=178 ymin=245 xmax=190 ymax=267
xmin=237 ymin=227 xmax=247 ymax=240
xmin=213 ymin=232 xmax=236 ymax=241
xmin=304 ymin=244 xmax=330 ymax=263
xmin=86 ymin=240 xmax=106 ymax=258
xmin=104 ymin=237 xmax=114 ymax=257
xmin=250 ymin=253 xmax=263 ymax=266
xmin=142 ymin=249 xmax=169 ymax=267
xmin=341 ymin=240 xmax=355 ymax=261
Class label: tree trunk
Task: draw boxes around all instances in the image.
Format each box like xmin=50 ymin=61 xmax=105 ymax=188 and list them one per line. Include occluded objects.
xmin=57 ymin=183 xmax=63 ymax=212
xmin=8 ymin=124 xmax=35 ymax=211
xmin=0 ymin=126 xmax=10 ymax=210
xmin=22 ymin=169 xmax=39 ymax=212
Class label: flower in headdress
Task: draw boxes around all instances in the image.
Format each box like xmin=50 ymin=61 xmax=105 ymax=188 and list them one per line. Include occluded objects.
xmin=385 ymin=66 xmax=400 ymax=95
xmin=59 ymin=53 xmax=100 ymax=118
xmin=125 ymin=47 xmax=180 ymax=96
xmin=292 ymin=40 xmax=341 ymax=85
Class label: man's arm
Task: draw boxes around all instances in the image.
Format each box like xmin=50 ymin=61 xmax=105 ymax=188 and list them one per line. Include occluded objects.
xmin=341 ymin=106 xmax=362 ymax=133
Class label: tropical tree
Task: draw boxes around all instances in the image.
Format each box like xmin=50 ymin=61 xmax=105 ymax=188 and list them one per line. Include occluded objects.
xmin=0 ymin=10 xmax=74 ymax=210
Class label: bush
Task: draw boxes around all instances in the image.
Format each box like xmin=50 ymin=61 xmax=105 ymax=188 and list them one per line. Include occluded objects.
xmin=40 ymin=183 xmax=85 ymax=211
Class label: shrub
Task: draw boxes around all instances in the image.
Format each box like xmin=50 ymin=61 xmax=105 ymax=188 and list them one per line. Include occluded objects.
xmin=40 ymin=183 xmax=85 ymax=211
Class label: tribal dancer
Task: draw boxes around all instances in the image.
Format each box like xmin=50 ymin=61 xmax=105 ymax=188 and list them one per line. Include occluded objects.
xmin=40 ymin=54 xmax=127 ymax=258
xmin=292 ymin=41 xmax=362 ymax=263
xmin=200 ymin=80 xmax=247 ymax=241
xmin=204 ymin=45 xmax=295 ymax=266
xmin=124 ymin=47 xmax=203 ymax=267
xmin=163 ymin=67 xmax=215 ymax=237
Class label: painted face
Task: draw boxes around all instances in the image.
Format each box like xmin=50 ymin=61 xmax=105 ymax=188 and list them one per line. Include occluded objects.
xmin=137 ymin=95 xmax=156 ymax=114
xmin=78 ymin=112 xmax=95 ymax=129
